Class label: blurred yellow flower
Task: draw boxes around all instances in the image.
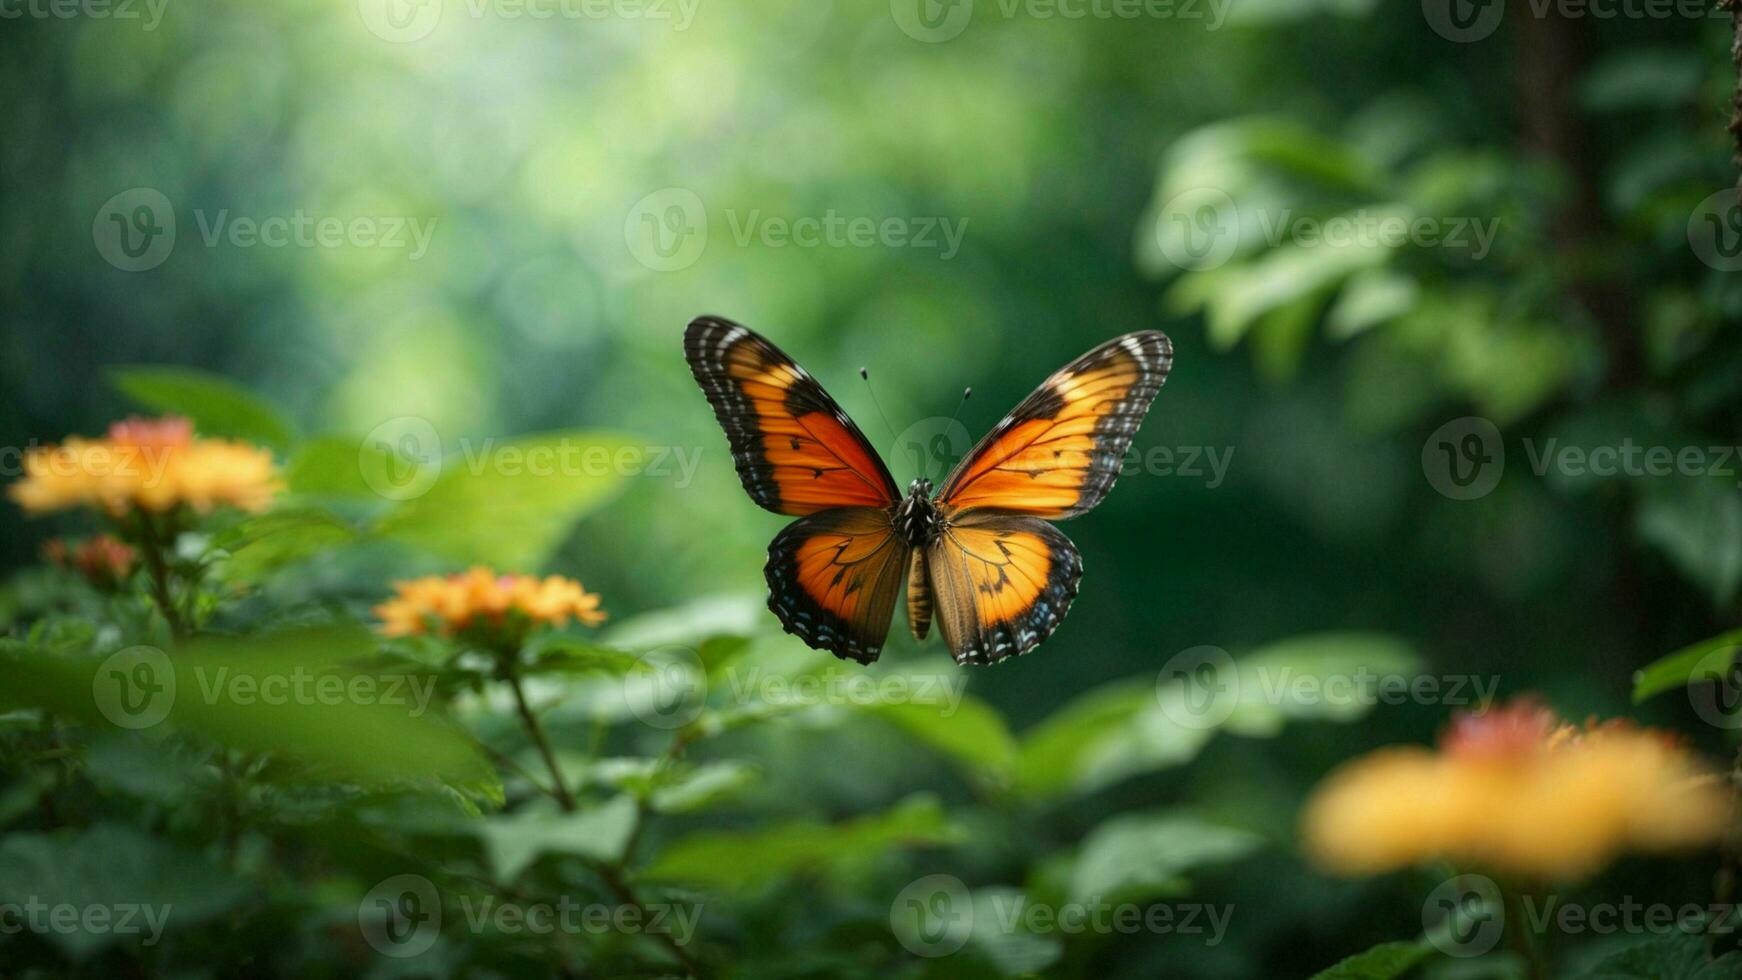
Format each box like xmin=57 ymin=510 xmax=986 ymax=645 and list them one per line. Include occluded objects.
xmin=374 ymin=567 xmax=607 ymax=639
xmin=9 ymin=416 xmax=280 ymax=516
xmin=1302 ymin=701 xmax=1729 ymax=880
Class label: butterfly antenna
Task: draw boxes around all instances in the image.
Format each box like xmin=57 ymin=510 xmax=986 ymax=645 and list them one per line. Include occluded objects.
xmin=858 ymin=367 xmax=901 ymax=444
xmin=947 ymin=386 xmax=972 ymax=429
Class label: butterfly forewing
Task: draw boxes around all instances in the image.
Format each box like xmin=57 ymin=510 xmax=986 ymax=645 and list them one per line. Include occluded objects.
xmin=684 ymin=316 xmax=899 ymax=516
xmin=938 ymin=331 xmax=1173 ymax=519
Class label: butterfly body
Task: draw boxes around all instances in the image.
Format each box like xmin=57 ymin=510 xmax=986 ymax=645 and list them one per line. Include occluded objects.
xmin=684 ymin=316 xmax=1172 ymax=667
xmin=893 ymin=478 xmax=941 ymax=547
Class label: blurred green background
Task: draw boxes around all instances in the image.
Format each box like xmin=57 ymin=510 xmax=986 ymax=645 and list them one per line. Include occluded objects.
xmin=4 ymin=0 xmax=1742 ymax=976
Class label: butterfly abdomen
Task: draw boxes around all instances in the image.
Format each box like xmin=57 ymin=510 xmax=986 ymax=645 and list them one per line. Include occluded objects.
xmin=907 ymin=549 xmax=933 ymax=641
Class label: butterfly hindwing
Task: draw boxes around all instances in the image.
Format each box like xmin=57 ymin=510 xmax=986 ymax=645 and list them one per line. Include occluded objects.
xmin=765 ymin=507 xmax=910 ymax=665
xmin=685 ymin=316 xmax=899 ymax=516
xmin=925 ymin=509 xmax=1083 ymax=665
xmin=938 ymin=332 xmax=1173 ymax=519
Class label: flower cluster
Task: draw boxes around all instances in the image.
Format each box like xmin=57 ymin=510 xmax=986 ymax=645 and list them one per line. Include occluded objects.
xmin=43 ymin=534 xmax=137 ymax=589
xmin=9 ymin=416 xmax=281 ymax=516
xmin=1302 ymin=700 xmax=1729 ymax=879
xmin=375 ymin=567 xmax=607 ymax=641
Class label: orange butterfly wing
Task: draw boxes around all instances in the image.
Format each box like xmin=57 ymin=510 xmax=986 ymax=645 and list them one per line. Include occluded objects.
xmin=765 ymin=507 xmax=909 ymax=664
xmin=925 ymin=510 xmax=1082 ymax=665
xmin=927 ymin=331 xmax=1172 ymax=664
xmin=938 ymin=332 xmax=1173 ymax=519
xmin=684 ymin=316 xmax=898 ymax=516
xmin=685 ymin=316 xmax=906 ymax=663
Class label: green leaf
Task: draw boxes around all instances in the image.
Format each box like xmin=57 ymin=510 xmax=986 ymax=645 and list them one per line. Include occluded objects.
xmin=1633 ymin=629 xmax=1742 ymax=703
xmin=1572 ymin=932 xmax=1742 ymax=979
xmin=1636 ymin=478 xmax=1742 ymax=606
xmin=645 ymin=794 xmax=962 ymax=891
xmin=109 ymin=365 xmax=296 ymax=449
xmin=1017 ymin=679 xmax=1213 ymax=798
xmin=1068 ymin=814 xmax=1262 ymax=904
xmin=0 ymin=629 xmax=487 ymax=785
xmin=0 ymin=823 xmax=247 ymax=959
xmin=600 ymin=593 xmax=767 ymax=650
xmin=649 ymin=760 xmax=759 ymax=814
xmin=210 ymin=507 xmax=357 ymax=582
xmin=477 ymin=795 xmax=638 ymax=880
xmin=1308 ymin=939 xmax=1437 ymax=980
xmin=525 ymin=637 xmax=644 ymax=677
xmin=867 ymin=691 xmax=1018 ymax=783
xmin=285 ymin=434 xmax=411 ymax=499
xmin=376 ymin=429 xmax=633 ymax=569
xmin=1221 ymin=632 xmax=1421 ymax=736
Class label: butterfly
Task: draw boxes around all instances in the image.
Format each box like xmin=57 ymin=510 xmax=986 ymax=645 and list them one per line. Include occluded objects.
xmin=683 ymin=316 xmax=1173 ymax=666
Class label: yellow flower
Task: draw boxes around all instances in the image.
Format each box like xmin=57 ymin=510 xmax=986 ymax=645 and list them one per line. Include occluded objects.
xmin=1301 ymin=700 xmax=1729 ymax=880
xmin=9 ymin=416 xmax=280 ymax=516
xmin=374 ymin=567 xmax=608 ymax=639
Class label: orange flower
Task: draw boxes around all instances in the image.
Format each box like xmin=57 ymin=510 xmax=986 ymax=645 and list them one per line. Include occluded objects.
xmin=1301 ymin=700 xmax=1729 ymax=880
xmin=374 ymin=567 xmax=607 ymax=640
xmin=10 ymin=416 xmax=280 ymax=516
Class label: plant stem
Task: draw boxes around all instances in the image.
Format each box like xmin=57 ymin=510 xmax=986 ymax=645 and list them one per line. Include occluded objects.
xmin=132 ymin=509 xmax=188 ymax=641
xmin=1503 ymin=883 xmax=1547 ymax=980
xmin=503 ymin=665 xmax=577 ymax=812
xmin=499 ymin=651 xmax=704 ymax=977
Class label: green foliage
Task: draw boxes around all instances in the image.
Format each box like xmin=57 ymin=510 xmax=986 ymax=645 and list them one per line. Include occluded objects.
xmin=109 ymin=366 xmax=297 ymax=450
